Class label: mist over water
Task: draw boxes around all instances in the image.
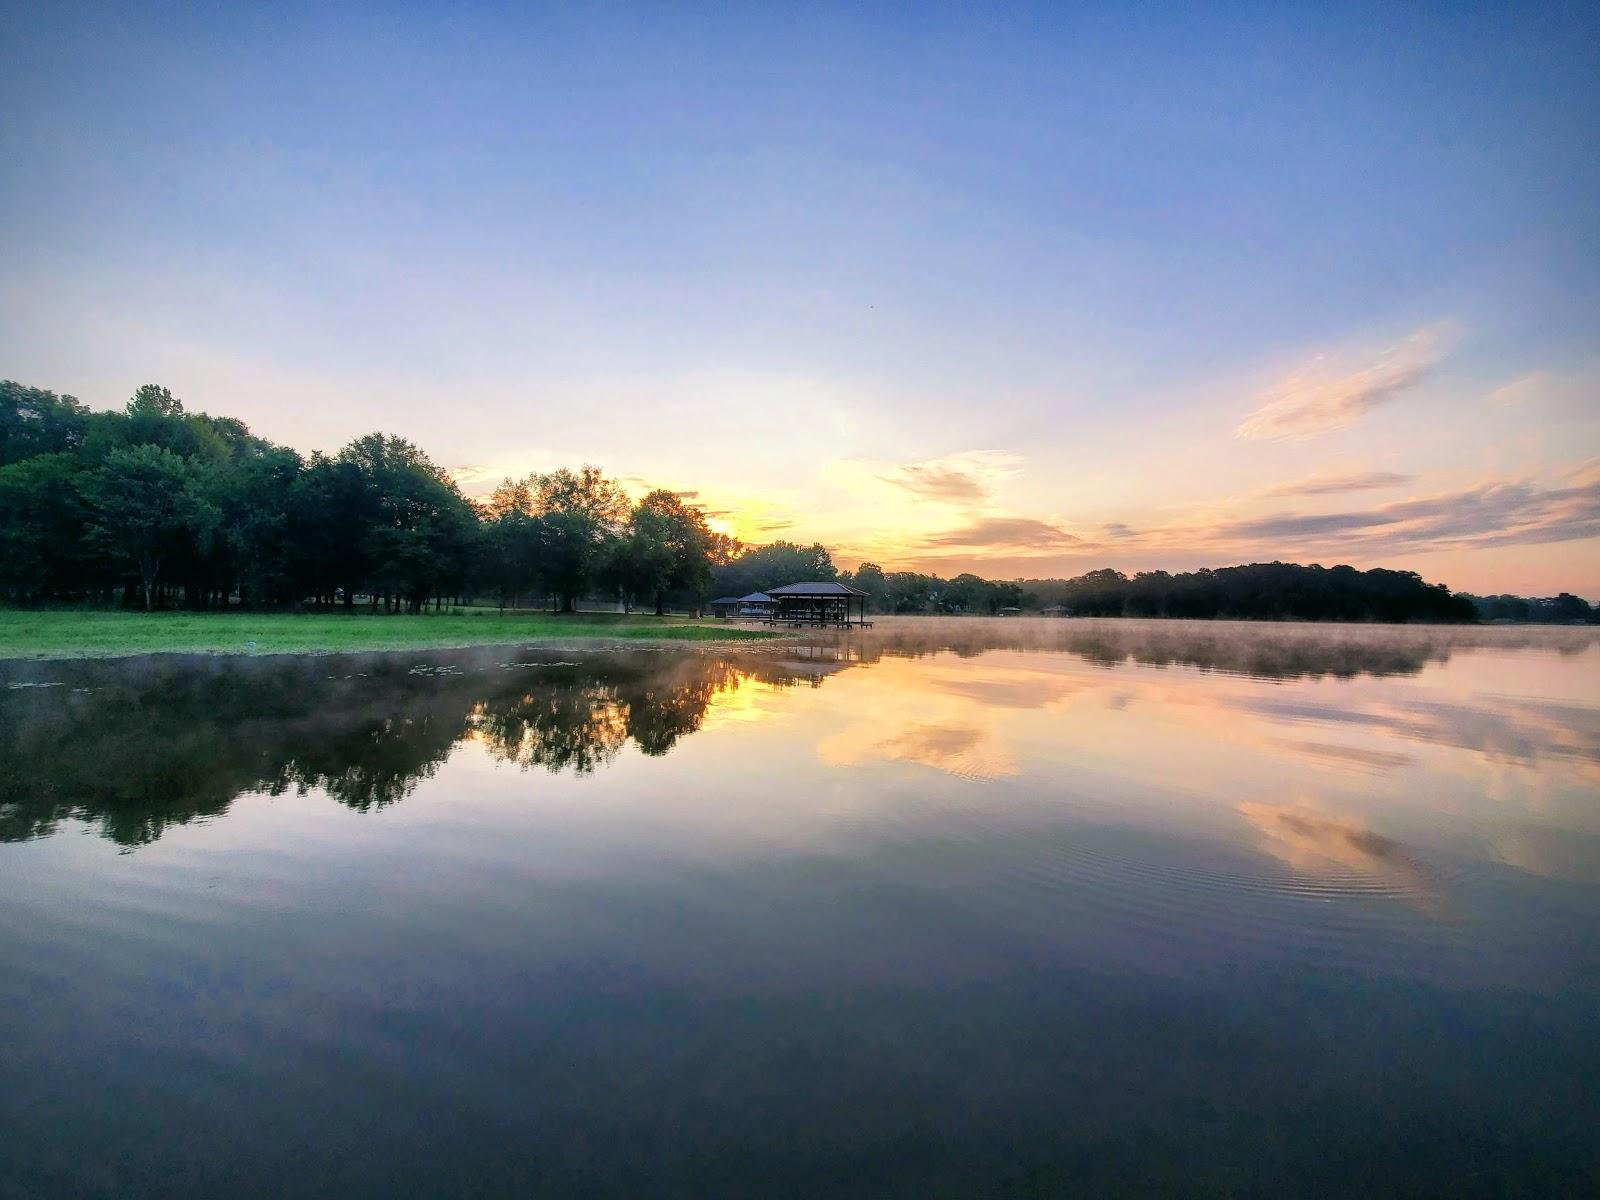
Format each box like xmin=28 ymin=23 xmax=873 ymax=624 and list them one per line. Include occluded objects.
xmin=3 ymin=618 xmax=1597 ymax=1197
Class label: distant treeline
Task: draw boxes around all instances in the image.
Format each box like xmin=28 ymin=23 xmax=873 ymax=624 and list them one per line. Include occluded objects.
xmin=1458 ymin=592 xmax=1597 ymax=624
xmin=722 ymin=557 xmax=1594 ymax=625
xmin=821 ymin=562 xmax=1474 ymax=622
xmin=828 ymin=563 xmax=1596 ymax=624
xmin=1025 ymin=563 xmax=1480 ymax=623
xmin=4 ymin=379 xmax=1593 ymax=622
xmin=1017 ymin=569 xmax=1596 ymax=624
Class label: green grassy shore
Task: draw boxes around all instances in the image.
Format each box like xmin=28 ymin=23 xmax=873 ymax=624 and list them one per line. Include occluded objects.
xmin=0 ymin=608 xmax=778 ymax=660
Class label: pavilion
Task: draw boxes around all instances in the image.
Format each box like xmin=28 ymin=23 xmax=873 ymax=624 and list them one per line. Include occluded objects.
xmin=764 ymin=581 xmax=872 ymax=628
xmin=709 ymin=592 xmax=777 ymax=619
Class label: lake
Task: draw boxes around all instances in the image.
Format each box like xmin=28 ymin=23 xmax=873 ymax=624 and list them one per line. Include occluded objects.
xmin=2 ymin=618 xmax=1597 ymax=1198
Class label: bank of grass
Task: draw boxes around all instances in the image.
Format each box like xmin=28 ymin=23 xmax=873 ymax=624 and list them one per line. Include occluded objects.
xmin=0 ymin=608 xmax=779 ymax=660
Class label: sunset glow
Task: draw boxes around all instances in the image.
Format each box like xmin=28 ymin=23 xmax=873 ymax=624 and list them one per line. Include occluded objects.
xmin=2 ymin=5 xmax=1594 ymax=596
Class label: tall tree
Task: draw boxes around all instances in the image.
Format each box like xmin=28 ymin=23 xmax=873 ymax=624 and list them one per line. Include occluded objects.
xmin=214 ymin=446 xmax=304 ymax=608
xmin=485 ymin=477 xmax=535 ymax=519
xmin=0 ymin=453 xmax=91 ymax=603
xmin=1 ymin=381 xmax=89 ymax=466
xmin=708 ymin=539 xmax=837 ymax=598
xmin=851 ymin=561 xmax=888 ymax=611
xmin=482 ymin=509 xmax=546 ymax=611
xmin=627 ymin=490 xmax=715 ymax=615
xmin=337 ymin=433 xmax=478 ymax=612
xmin=83 ymin=445 xmax=218 ymax=609
xmin=532 ymin=466 xmax=629 ymax=612
xmin=289 ymin=454 xmax=369 ymax=607
xmin=125 ymin=383 xmax=184 ymax=420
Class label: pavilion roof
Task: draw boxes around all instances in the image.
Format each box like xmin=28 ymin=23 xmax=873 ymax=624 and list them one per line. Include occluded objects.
xmin=766 ymin=581 xmax=870 ymax=597
xmin=735 ymin=592 xmax=774 ymax=603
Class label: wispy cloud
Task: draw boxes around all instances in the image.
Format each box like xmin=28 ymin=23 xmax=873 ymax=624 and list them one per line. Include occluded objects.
xmin=921 ymin=516 xmax=1080 ymax=552
xmin=1486 ymin=371 xmax=1551 ymax=406
xmin=926 ymin=464 xmax=1600 ymax=575
xmin=445 ymin=453 xmax=568 ymax=496
xmin=1212 ymin=465 xmax=1600 ymax=552
xmin=1263 ymin=470 xmax=1414 ymax=498
xmin=872 ymin=450 xmax=1024 ymax=507
xmin=1237 ymin=325 xmax=1450 ymax=441
xmin=445 ymin=463 xmax=511 ymax=495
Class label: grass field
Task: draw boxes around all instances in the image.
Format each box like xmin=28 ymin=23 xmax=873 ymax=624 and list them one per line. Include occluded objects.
xmin=0 ymin=608 xmax=778 ymax=660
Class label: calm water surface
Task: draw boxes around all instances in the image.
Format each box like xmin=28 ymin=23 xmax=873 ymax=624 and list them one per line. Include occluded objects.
xmin=2 ymin=618 xmax=1597 ymax=1197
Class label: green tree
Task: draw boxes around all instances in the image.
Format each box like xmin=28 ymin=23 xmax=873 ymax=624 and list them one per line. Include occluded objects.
xmin=1550 ymin=593 xmax=1593 ymax=623
xmin=484 ymin=477 xmax=535 ymax=519
xmin=337 ymin=433 xmax=478 ymax=612
xmin=852 ymin=561 xmax=887 ymax=611
xmin=942 ymin=573 xmax=988 ymax=613
xmin=482 ymin=509 xmax=546 ymax=611
xmin=289 ymin=454 xmax=369 ymax=607
xmin=627 ymin=489 xmax=715 ymax=615
xmin=214 ymin=446 xmax=304 ymax=607
xmin=532 ymin=466 xmax=630 ymax=612
xmin=709 ymin=539 xmax=837 ymax=597
xmin=119 ymin=384 xmax=237 ymax=464
xmin=0 ymin=453 xmax=91 ymax=603
xmin=1 ymin=381 xmax=89 ymax=466
xmin=84 ymin=445 xmax=218 ymax=609
xmin=126 ymin=383 xmax=184 ymax=420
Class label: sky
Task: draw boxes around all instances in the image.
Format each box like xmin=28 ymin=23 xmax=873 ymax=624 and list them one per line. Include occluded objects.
xmin=2 ymin=2 xmax=1597 ymax=596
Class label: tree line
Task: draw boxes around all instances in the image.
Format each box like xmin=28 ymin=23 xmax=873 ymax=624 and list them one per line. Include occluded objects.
xmin=5 ymin=378 xmax=1592 ymax=622
xmin=829 ymin=563 xmax=1594 ymax=625
xmin=1459 ymin=592 xmax=1597 ymax=625
xmin=1018 ymin=563 xmax=1479 ymax=622
xmin=706 ymin=557 xmax=1027 ymax=615
xmin=1007 ymin=565 xmax=1596 ymax=623
xmin=1 ymin=380 xmax=739 ymax=613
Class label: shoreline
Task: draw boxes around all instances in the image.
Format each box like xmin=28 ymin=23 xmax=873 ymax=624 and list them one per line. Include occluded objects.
xmin=0 ymin=609 xmax=780 ymax=662
xmin=4 ymin=608 xmax=1593 ymax=665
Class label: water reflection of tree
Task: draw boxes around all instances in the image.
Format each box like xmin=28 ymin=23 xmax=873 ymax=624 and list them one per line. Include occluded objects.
xmin=473 ymin=685 xmax=630 ymax=775
xmin=9 ymin=621 xmax=1588 ymax=849
xmin=0 ymin=651 xmax=798 ymax=846
xmin=791 ymin=617 xmax=1587 ymax=680
xmin=471 ymin=657 xmax=751 ymax=771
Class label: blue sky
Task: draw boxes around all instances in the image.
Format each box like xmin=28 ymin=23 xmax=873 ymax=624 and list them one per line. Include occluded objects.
xmin=3 ymin=2 xmax=1596 ymax=593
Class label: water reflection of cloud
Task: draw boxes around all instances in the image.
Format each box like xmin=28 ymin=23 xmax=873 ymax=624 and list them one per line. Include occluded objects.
xmin=1236 ymin=800 xmax=1451 ymax=918
xmin=818 ymin=719 xmax=1016 ymax=781
xmin=1237 ymin=694 xmax=1600 ymax=778
xmin=1267 ymin=739 xmax=1416 ymax=775
xmin=6 ymin=620 xmax=1596 ymax=862
xmin=1492 ymin=827 xmax=1600 ymax=884
xmin=802 ymin=632 xmax=1598 ymax=800
xmin=811 ymin=657 xmax=1067 ymax=780
xmin=917 ymin=662 xmax=1093 ymax=711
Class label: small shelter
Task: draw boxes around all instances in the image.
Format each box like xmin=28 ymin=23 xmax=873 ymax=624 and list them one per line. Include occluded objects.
xmin=765 ymin=581 xmax=871 ymax=627
xmin=734 ymin=592 xmax=777 ymax=618
xmin=709 ymin=592 xmax=777 ymax=619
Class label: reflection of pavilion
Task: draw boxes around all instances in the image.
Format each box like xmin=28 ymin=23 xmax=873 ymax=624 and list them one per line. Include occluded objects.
xmin=764 ymin=581 xmax=872 ymax=628
xmin=784 ymin=640 xmax=870 ymax=665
